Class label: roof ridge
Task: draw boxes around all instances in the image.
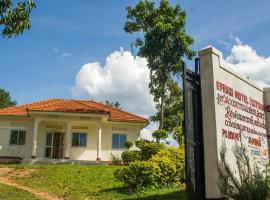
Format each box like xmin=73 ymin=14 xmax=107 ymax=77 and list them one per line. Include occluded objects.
xmin=70 ymin=99 xmax=110 ymax=113
xmin=88 ymin=100 xmax=148 ymax=121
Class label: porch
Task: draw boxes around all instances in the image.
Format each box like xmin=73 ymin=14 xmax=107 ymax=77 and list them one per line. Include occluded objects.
xmin=31 ymin=116 xmax=103 ymax=161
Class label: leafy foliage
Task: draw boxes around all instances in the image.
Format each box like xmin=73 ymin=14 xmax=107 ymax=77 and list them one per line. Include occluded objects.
xmin=0 ymin=88 xmax=16 ymax=108
xmin=151 ymin=147 xmax=185 ymax=185
xmin=115 ymin=147 xmax=185 ymax=192
xmin=121 ymin=150 xmax=141 ymax=165
xmin=115 ymin=161 xmax=161 ymax=193
xmin=150 ymin=80 xmax=184 ymax=133
xmin=218 ymin=142 xmax=270 ymax=200
xmin=124 ymin=140 xmax=133 ymax=149
xmin=135 ymin=139 xmax=165 ymax=160
xmin=152 ymin=129 xmax=168 ymax=143
xmin=105 ymin=100 xmax=121 ymax=109
xmin=124 ymin=0 xmax=194 ymax=129
xmin=172 ymin=125 xmax=184 ymax=147
xmin=0 ymin=0 xmax=36 ymax=38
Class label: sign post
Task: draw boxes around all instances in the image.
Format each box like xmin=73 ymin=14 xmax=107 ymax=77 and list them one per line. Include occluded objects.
xmin=184 ymin=46 xmax=270 ymax=199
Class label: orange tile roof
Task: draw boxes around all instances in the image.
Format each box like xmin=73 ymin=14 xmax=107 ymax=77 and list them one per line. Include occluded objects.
xmin=0 ymin=99 xmax=148 ymax=123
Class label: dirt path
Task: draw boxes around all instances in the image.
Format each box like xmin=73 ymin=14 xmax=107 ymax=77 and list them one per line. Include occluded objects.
xmin=0 ymin=167 xmax=67 ymax=200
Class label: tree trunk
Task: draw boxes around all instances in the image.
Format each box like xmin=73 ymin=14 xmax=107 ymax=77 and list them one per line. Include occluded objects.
xmin=159 ymin=81 xmax=166 ymax=130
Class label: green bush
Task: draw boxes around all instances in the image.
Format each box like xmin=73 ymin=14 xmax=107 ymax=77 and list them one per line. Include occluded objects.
xmin=115 ymin=147 xmax=185 ymax=192
xmin=121 ymin=150 xmax=141 ymax=165
xmin=135 ymin=139 xmax=152 ymax=149
xmin=151 ymin=147 xmax=185 ymax=184
xmin=136 ymin=140 xmax=165 ymax=160
xmin=124 ymin=141 xmax=133 ymax=149
xmin=152 ymin=129 xmax=168 ymax=143
xmin=114 ymin=161 xmax=161 ymax=193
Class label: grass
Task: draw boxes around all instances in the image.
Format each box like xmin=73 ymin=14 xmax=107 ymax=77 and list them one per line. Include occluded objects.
xmin=0 ymin=183 xmax=40 ymax=200
xmin=5 ymin=164 xmax=186 ymax=200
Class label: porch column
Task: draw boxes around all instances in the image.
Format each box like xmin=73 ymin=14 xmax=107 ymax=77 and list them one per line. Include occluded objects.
xmin=31 ymin=118 xmax=40 ymax=159
xmin=64 ymin=122 xmax=72 ymax=159
xmin=96 ymin=121 xmax=102 ymax=161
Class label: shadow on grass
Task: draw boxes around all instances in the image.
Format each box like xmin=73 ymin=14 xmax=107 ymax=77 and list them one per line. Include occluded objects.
xmin=100 ymin=187 xmax=186 ymax=200
xmin=125 ymin=190 xmax=186 ymax=200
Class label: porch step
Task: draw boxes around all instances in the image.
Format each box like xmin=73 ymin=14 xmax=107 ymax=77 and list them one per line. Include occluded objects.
xmin=0 ymin=156 xmax=22 ymax=164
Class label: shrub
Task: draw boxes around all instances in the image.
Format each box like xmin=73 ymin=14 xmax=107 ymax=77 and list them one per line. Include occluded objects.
xmin=150 ymin=157 xmax=177 ymax=187
xmin=218 ymin=143 xmax=270 ymax=200
xmin=151 ymin=147 xmax=185 ymax=184
xmin=152 ymin=129 xmax=168 ymax=143
xmin=121 ymin=150 xmax=141 ymax=165
xmin=135 ymin=139 xmax=152 ymax=149
xmin=124 ymin=141 xmax=133 ymax=149
xmin=110 ymin=153 xmax=122 ymax=165
xmin=114 ymin=147 xmax=185 ymax=192
xmin=135 ymin=139 xmax=165 ymax=160
xmin=114 ymin=161 xmax=161 ymax=193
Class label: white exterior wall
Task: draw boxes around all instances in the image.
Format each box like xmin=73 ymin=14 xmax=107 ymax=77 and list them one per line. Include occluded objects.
xmin=0 ymin=115 xmax=143 ymax=162
xmin=0 ymin=118 xmax=34 ymax=159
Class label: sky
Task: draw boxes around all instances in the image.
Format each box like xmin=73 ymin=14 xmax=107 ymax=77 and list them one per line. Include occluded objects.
xmin=1 ymin=0 xmax=270 ymax=142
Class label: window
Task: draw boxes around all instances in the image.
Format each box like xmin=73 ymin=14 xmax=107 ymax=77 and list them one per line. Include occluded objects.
xmin=112 ymin=134 xmax=126 ymax=149
xmin=72 ymin=133 xmax=87 ymax=147
xmin=10 ymin=130 xmax=26 ymax=145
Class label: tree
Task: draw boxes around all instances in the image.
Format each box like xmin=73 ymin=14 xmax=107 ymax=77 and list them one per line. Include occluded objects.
xmin=0 ymin=0 xmax=36 ymax=38
xmin=0 ymin=88 xmax=16 ymax=108
xmin=124 ymin=0 xmax=195 ymax=129
xmin=105 ymin=100 xmax=121 ymax=109
xmin=172 ymin=125 xmax=184 ymax=147
xmin=150 ymin=79 xmax=183 ymax=132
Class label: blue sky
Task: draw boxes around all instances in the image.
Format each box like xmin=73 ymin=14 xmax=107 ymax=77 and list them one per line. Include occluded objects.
xmin=1 ymin=0 xmax=270 ymax=105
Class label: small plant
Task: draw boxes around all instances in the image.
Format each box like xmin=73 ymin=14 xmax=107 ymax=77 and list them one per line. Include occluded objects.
xmin=110 ymin=153 xmax=122 ymax=165
xmin=218 ymin=142 xmax=269 ymax=200
xmin=121 ymin=150 xmax=141 ymax=165
xmin=124 ymin=141 xmax=133 ymax=149
xmin=152 ymin=129 xmax=168 ymax=143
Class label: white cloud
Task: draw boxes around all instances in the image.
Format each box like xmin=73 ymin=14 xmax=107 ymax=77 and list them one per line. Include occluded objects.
xmin=72 ymin=49 xmax=156 ymax=118
xmin=225 ymin=43 xmax=270 ymax=86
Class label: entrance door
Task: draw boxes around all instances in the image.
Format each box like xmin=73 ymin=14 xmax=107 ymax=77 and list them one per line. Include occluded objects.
xmin=45 ymin=132 xmax=64 ymax=159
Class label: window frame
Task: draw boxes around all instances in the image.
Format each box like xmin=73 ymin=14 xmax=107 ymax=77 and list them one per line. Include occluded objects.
xmin=72 ymin=132 xmax=87 ymax=147
xmin=10 ymin=130 xmax=26 ymax=146
xmin=112 ymin=133 xmax=127 ymax=149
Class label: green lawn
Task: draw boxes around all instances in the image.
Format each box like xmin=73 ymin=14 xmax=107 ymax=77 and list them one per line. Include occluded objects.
xmin=0 ymin=183 xmax=40 ymax=200
xmin=6 ymin=164 xmax=186 ymax=200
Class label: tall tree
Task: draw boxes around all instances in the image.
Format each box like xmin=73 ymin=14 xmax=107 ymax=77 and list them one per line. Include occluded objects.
xmin=0 ymin=0 xmax=36 ymax=38
xmin=0 ymin=88 xmax=16 ymax=108
xmin=150 ymin=80 xmax=183 ymax=132
xmin=124 ymin=0 xmax=195 ymax=129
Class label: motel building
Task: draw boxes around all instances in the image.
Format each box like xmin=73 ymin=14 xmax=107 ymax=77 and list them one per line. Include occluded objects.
xmin=0 ymin=99 xmax=148 ymax=163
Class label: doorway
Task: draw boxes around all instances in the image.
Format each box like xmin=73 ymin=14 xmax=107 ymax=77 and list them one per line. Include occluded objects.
xmin=44 ymin=132 xmax=64 ymax=159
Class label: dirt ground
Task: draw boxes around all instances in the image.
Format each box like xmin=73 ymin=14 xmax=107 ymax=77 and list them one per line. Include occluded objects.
xmin=0 ymin=167 xmax=67 ymax=200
